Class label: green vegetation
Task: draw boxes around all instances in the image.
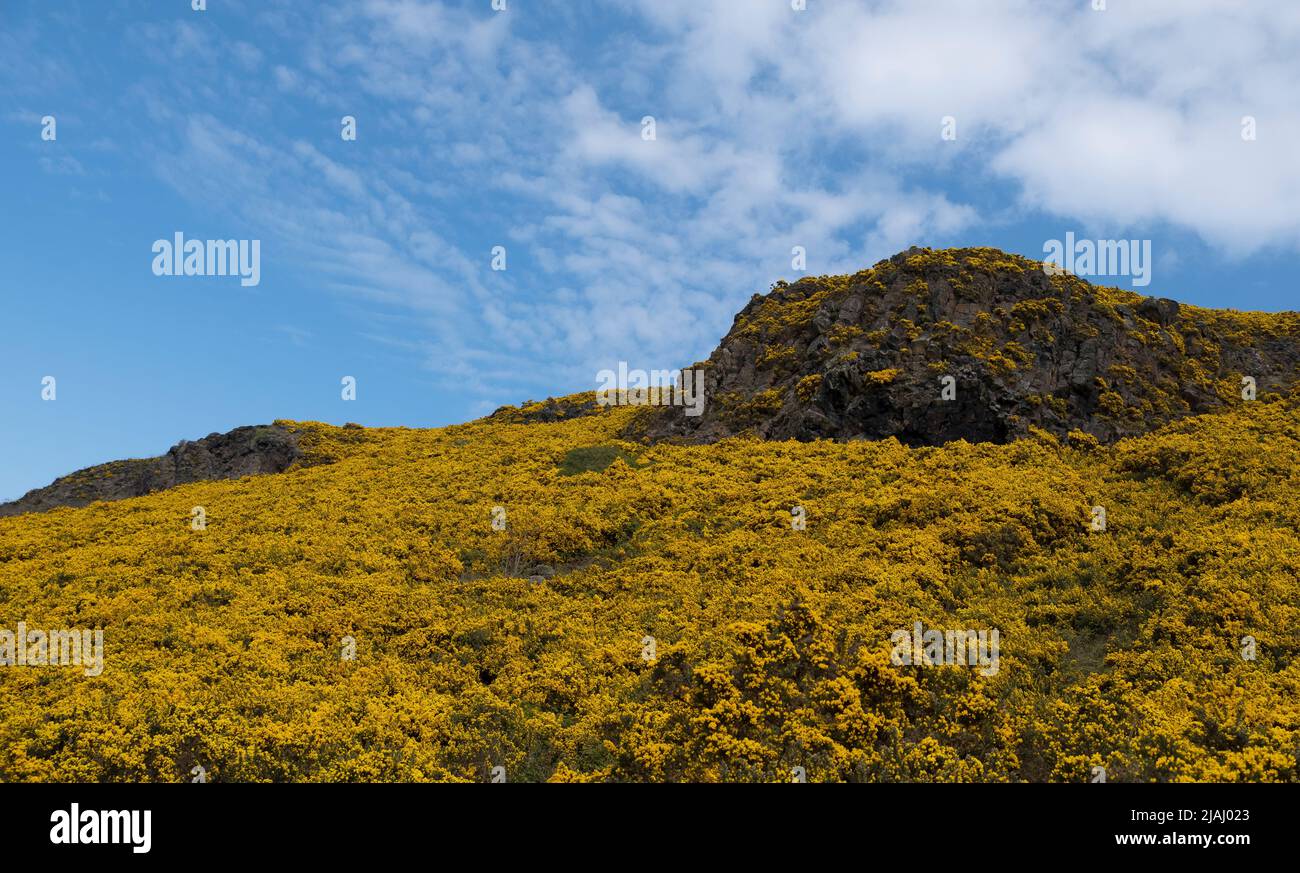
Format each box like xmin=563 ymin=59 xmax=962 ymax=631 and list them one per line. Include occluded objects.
xmin=558 ymin=445 xmax=641 ymax=476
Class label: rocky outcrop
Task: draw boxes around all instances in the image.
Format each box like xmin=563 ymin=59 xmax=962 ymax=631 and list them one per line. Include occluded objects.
xmin=490 ymin=394 xmax=604 ymax=424
xmin=631 ymin=246 xmax=1300 ymax=445
xmin=0 ymin=425 xmax=301 ymax=517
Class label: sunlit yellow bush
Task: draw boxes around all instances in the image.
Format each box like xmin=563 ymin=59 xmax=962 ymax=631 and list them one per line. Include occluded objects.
xmin=1 ymin=395 xmax=1298 ymax=781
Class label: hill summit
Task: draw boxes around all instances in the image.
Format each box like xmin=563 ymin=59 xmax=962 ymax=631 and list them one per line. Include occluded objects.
xmin=633 ymin=246 xmax=1300 ymax=445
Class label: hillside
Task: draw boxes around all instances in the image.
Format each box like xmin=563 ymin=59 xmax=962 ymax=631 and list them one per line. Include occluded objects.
xmin=1 ymin=248 xmax=1298 ymax=782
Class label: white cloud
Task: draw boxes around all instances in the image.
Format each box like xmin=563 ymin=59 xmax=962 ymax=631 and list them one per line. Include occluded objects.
xmin=631 ymin=0 xmax=1300 ymax=253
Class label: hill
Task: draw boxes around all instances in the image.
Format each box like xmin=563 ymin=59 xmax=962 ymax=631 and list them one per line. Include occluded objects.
xmin=1 ymin=248 xmax=1298 ymax=782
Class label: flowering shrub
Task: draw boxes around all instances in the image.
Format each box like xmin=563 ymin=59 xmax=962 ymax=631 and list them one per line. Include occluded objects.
xmin=1 ymin=397 xmax=1297 ymax=781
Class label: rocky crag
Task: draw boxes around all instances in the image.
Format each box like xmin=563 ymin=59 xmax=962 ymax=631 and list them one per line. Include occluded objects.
xmin=632 ymin=247 xmax=1300 ymax=445
xmin=0 ymin=425 xmax=300 ymax=517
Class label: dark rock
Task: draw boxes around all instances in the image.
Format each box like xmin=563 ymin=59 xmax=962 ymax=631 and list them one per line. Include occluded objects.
xmin=0 ymin=425 xmax=301 ymax=518
xmin=1137 ymin=297 xmax=1180 ymax=325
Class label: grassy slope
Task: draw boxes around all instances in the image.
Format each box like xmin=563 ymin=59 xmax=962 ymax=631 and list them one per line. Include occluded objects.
xmin=1 ymin=397 xmax=1298 ymax=782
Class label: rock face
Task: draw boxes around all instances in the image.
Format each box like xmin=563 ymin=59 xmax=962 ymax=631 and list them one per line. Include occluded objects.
xmin=0 ymin=425 xmax=301 ymax=518
xmin=632 ymin=246 xmax=1300 ymax=445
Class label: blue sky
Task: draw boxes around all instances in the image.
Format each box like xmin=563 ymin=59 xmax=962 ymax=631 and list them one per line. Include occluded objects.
xmin=3 ymin=0 xmax=1300 ymax=501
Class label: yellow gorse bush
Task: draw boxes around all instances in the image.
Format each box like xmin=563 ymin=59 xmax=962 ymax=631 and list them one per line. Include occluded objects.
xmin=1 ymin=395 xmax=1298 ymax=782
